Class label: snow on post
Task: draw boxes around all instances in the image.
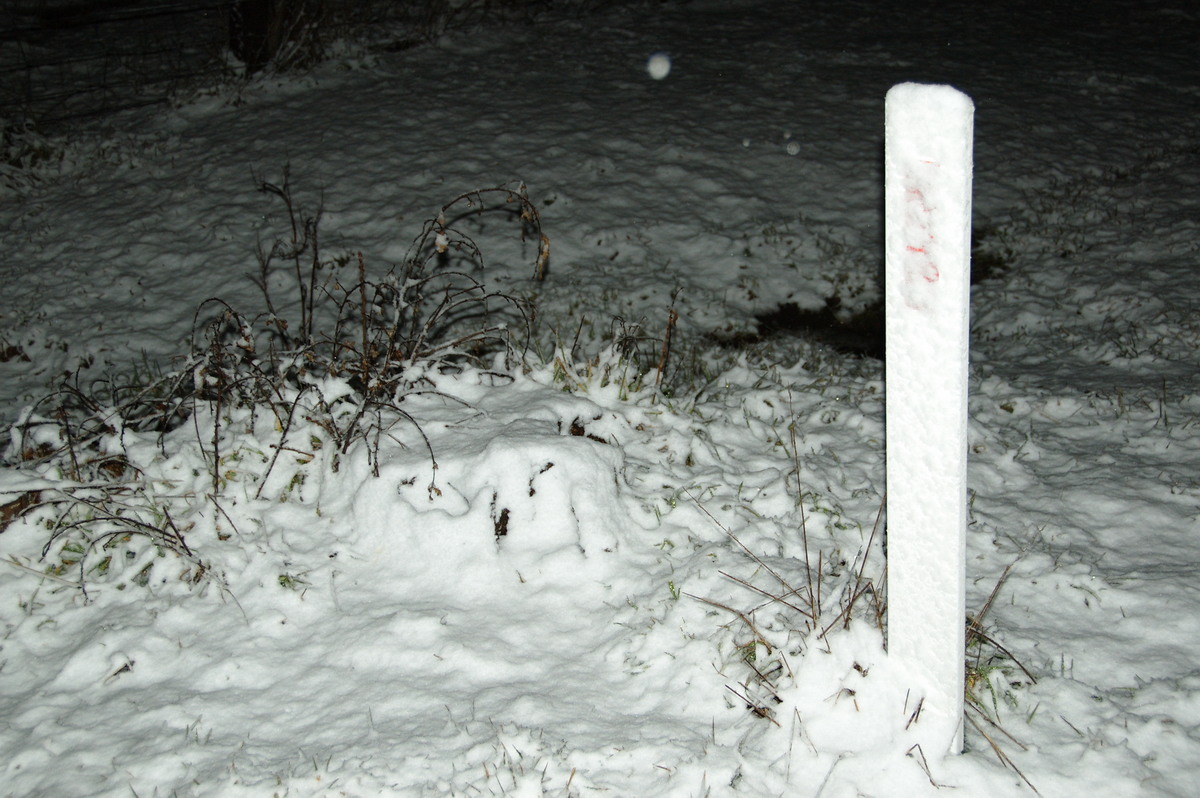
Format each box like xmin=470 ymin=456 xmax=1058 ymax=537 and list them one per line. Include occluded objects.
xmin=884 ymin=83 xmax=974 ymax=757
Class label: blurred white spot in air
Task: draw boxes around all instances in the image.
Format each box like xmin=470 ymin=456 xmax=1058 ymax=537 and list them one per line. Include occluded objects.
xmin=786 ymin=141 xmax=801 ymax=155
xmin=647 ymin=53 xmax=671 ymax=80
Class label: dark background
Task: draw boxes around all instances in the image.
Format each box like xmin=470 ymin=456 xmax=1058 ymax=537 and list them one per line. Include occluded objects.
xmin=0 ymin=0 xmax=569 ymax=131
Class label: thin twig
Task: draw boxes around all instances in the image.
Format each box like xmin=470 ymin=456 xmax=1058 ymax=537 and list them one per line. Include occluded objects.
xmin=3 ymin=556 xmax=85 ymax=588
xmin=718 ymin=569 xmax=814 ymax=619
xmin=686 ymin=491 xmax=805 ymax=607
xmin=964 ymin=709 xmax=1042 ymax=794
xmin=787 ymin=415 xmax=818 ymax=618
xmin=682 ymin=591 xmax=772 ymax=654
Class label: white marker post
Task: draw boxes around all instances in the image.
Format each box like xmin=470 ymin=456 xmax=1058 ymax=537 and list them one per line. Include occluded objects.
xmin=884 ymin=83 xmax=974 ymax=756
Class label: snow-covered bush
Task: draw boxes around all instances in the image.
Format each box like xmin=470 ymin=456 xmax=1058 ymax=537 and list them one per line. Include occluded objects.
xmin=0 ymin=174 xmax=549 ymax=592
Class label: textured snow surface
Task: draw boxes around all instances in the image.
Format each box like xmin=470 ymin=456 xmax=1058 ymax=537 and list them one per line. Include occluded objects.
xmin=2 ymin=0 xmax=1199 ymax=795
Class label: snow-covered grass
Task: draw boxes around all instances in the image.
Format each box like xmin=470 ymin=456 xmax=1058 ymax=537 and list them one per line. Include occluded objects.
xmin=2 ymin=0 xmax=1200 ymax=795
xmin=1 ymin=300 xmax=905 ymax=794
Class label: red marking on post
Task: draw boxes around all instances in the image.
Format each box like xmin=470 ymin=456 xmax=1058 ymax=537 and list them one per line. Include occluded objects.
xmin=902 ymin=181 xmax=941 ymax=292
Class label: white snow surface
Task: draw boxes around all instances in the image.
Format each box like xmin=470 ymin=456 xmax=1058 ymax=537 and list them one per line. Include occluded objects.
xmin=2 ymin=1 xmax=1200 ymax=796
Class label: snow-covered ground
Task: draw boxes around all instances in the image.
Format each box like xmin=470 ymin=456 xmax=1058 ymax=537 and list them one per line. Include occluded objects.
xmin=2 ymin=1 xmax=1199 ymax=795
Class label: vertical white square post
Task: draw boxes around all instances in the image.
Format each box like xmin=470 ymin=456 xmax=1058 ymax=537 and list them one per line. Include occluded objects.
xmin=884 ymin=83 xmax=974 ymax=756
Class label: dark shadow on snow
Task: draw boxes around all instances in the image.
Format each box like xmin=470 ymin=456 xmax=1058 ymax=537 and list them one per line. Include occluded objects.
xmin=720 ymin=227 xmax=1012 ymax=361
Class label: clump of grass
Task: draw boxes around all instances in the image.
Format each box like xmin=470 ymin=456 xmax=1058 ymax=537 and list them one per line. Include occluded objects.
xmin=550 ymin=317 xmax=662 ymax=400
xmin=964 ymin=564 xmax=1041 ymax=793
xmin=682 ymin=418 xmax=888 ymax=723
xmin=676 ymin=398 xmax=1037 ymax=791
xmin=1 ymin=169 xmax=549 ymax=592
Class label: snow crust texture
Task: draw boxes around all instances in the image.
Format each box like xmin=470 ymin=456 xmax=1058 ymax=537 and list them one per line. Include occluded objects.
xmin=2 ymin=0 xmax=1200 ymax=795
